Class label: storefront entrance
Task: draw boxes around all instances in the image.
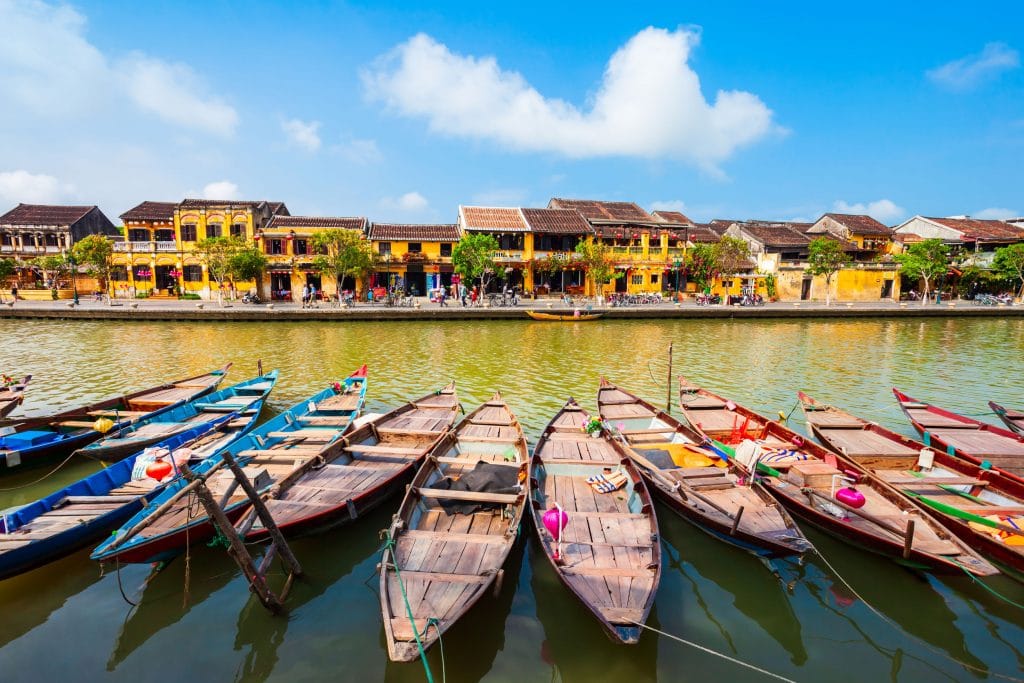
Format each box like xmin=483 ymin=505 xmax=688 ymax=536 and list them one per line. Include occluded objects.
xmin=270 ymin=272 xmax=292 ymax=300
xmin=154 ymin=265 xmax=176 ymax=296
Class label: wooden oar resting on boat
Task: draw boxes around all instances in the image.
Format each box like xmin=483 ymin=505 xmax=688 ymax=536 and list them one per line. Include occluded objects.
xmin=894 ymin=388 xmax=1024 ymax=482
xmin=529 ymin=398 xmax=661 ymax=644
xmin=241 ymin=379 xmax=458 ymax=541
xmin=74 ymin=372 xmax=277 ymax=463
xmin=0 ymin=374 xmax=31 ymax=418
xmin=0 ymin=371 xmax=277 ymax=581
xmin=0 ymin=364 xmax=231 ymax=475
xmin=676 ymin=377 xmax=997 ymax=576
xmin=380 ymin=392 xmax=528 ymax=662
xmin=91 ymin=367 xmax=367 ymax=565
xmin=597 ymin=378 xmax=808 ymax=558
xmin=989 ymin=401 xmax=1024 ymax=437
xmin=799 ymin=391 xmax=1024 ymax=582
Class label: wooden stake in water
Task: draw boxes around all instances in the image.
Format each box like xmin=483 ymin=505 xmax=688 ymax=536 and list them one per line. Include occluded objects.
xmin=666 ymin=342 xmax=674 ymax=414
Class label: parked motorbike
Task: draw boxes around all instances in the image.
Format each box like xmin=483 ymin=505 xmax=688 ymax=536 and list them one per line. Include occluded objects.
xmin=242 ymin=292 xmax=262 ymax=304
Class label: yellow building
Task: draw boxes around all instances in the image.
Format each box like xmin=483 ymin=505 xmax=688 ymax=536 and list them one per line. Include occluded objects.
xmin=366 ymin=223 xmax=460 ymax=296
xmin=259 ymin=215 xmax=368 ymax=301
xmin=115 ymin=199 xmax=288 ymax=299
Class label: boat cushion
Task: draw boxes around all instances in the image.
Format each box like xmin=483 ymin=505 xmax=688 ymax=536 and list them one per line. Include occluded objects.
xmin=425 ymin=461 xmax=521 ymax=514
xmin=0 ymin=430 xmax=62 ymax=449
xmin=633 ymin=448 xmax=676 ymax=470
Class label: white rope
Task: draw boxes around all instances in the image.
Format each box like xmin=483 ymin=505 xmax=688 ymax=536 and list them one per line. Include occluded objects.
xmin=626 ymin=620 xmax=799 ymax=683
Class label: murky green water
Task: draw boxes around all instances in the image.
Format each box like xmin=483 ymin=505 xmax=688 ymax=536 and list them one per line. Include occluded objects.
xmin=0 ymin=317 xmax=1022 ymax=682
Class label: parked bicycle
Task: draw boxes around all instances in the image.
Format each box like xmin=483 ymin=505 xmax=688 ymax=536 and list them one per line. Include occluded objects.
xmin=695 ymin=293 xmax=722 ymax=306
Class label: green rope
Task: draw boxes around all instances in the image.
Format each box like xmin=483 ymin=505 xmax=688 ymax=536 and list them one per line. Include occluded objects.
xmin=953 ymin=560 xmax=1024 ymax=611
xmin=383 ymin=530 xmax=436 ymax=683
xmin=426 ymin=618 xmax=446 ymax=683
xmin=206 ymin=529 xmax=230 ymax=549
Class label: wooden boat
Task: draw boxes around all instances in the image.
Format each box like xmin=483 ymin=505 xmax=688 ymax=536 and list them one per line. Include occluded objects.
xmin=597 ymin=379 xmax=809 ymax=558
xmin=0 ymin=371 xmax=275 ymax=580
xmin=799 ymin=392 xmax=1024 ymax=582
xmin=529 ymin=398 xmax=661 ymax=644
xmin=894 ymin=389 xmax=1024 ymax=482
xmin=676 ymin=377 xmax=997 ymax=576
xmin=74 ymin=373 xmax=278 ymax=463
xmin=0 ymin=365 xmax=230 ymax=476
xmin=380 ymin=393 xmax=528 ymax=662
xmin=989 ymin=401 xmax=1024 ymax=437
xmin=243 ymin=379 xmax=459 ymax=541
xmin=526 ymin=310 xmax=604 ymax=322
xmin=92 ymin=367 xmax=367 ymax=565
xmin=0 ymin=375 xmax=31 ymax=418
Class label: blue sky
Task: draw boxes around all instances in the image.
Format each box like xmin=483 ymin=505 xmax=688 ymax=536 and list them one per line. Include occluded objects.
xmin=1 ymin=0 xmax=1021 ymax=226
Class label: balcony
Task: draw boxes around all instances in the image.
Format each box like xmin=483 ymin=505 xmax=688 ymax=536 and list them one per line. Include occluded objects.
xmin=491 ymin=251 xmax=524 ymax=262
xmin=155 ymin=241 xmax=177 ymax=252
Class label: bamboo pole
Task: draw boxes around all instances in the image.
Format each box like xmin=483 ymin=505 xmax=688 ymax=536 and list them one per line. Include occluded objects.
xmin=902 ymin=520 xmax=916 ymax=559
xmin=666 ymin=342 xmax=673 ymax=415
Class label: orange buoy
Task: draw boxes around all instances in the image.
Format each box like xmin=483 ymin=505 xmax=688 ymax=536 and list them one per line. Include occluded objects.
xmin=145 ymin=460 xmax=173 ymax=482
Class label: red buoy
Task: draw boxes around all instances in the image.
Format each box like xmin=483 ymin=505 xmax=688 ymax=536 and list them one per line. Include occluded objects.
xmin=145 ymin=460 xmax=173 ymax=482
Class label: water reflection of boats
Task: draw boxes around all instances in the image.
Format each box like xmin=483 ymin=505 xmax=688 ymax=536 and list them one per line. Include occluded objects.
xmin=0 ymin=548 xmax=101 ymax=648
xmin=530 ymin=539 xmax=658 ymax=681
xmin=107 ymin=551 xmax=239 ymax=671
xmin=657 ymin=508 xmax=808 ymax=666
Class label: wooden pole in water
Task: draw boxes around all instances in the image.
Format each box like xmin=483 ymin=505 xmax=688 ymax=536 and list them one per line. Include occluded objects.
xmin=902 ymin=519 xmax=916 ymax=559
xmin=666 ymin=342 xmax=674 ymax=414
xmin=178 ymin=462 xmax=283 ymax=613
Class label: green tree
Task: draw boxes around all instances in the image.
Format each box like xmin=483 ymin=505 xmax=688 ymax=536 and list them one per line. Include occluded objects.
xmin=574 ymin=240 xmax=621 ymax=300
xmin=228 ymin=246 xmax=269 ymax=293
xmin=195 ymin=236 xmax=244 ymax=305
xmin=453 ymin=233 xmax=501 ymax=302
xmin=805 ymin=237 xmax=851 ymax=306
xmin=71 ymin=234 xmax=114 ymax=303
xmin=0 ymin=258 xmax=15 ymax=303
xmin=685 ymin=243 xmax=719 ymax=292
xmin=714 ymin=236 xmax=751 ymax=287
xmin=992 ymin=243 xmax=1024 ymax=300
xmin=894 ymin=238 xmax=949 ymax=305
xmin=312 ymin=229 xmax=376 ymax=297
xmin=29 ymin=254 xmax=68 ymax=290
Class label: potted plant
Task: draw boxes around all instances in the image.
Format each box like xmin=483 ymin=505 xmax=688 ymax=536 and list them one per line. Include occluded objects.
xmin=583 ymin=417 xmax=605 ymax=438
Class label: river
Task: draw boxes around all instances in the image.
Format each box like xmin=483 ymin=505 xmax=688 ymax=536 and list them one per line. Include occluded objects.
xmin=0 ymin=317 xmax=1022 ymax=682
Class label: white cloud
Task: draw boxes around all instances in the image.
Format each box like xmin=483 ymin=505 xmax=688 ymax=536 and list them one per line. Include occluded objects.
xmin=333 ymin=138 xmax=383 ymax=164
xmin=381 ymin=191 xmax=429 ymax=212
xmin=927 ymin=43 xmax=1020 ymax=91
xmin=202 ymin=181 xmax=240 ymax=200
xmin=282 ymin=118 xmax=322 ymax=152
xmin=973 ymin=207 xmax=1018 ymax=220
xmin=363 ymin=27 xmax=779 ymax=170
xmin=832 ymin=199 xmax=905 ymax=223
xmin=0 ymin=170 xmax=75 ymax=205
xmin=0 ymin=1 xmax=238 ymax=135
xmin=650 ymin=200 xmax=688 ymax=213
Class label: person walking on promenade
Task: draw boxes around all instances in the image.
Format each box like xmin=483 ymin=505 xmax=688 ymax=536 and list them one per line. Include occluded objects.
xmin=309 ymin=282 xmax=317 ymax=308
xmin=459 ymin=283 xmax=468 ymax=306
xmin=301 ymin=283 xmax=310 ymax=309
xmin=439 ymin=287 xmax=448 ymax=307
xmin=470 ymin=285 xmax=478 ymax=306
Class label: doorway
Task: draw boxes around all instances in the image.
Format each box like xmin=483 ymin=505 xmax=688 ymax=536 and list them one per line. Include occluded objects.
xmin=880 ymin=279 xmax=894 ymax=299
xmin=155 ymin=265 xmax=176 ymax=296
xmin=800 ymin=278 xmax=812 ymax=300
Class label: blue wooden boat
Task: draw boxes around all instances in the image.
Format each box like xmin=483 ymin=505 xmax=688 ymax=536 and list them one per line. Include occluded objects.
xmin=0 ymin=374 xmax=31 ymax=418
xmin=75 ymin=371 xmax=278 ymax=463
xmin=0 ymin=370 xmax=276 ymax=581
xmin=92 ymin=366 xmax=368 ymax=565
xmin=0 ymin=364 xmax=231 ymax=476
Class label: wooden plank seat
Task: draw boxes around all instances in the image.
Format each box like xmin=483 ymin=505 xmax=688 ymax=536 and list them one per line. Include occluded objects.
xmin=61 ymin=495 xmax=144 ymax=504
xmin=679 ymin=396 xmax=726 ymax=409
xmin=400 ymin=529 xmax=508 ymax=544
xmin=345 ymin=444 xmax=428 ymax=456
xmin=265 ymin=430 xmax=339 ymax=441
xmin=803 ymin=413 xmax=866 ymax=429
xmin=455 ymin=435 xmax=519 ymax=444
xmin=374 ymin=427 xmax=445 ymax=437
xmin=240 ymin=448 xmax=322 ymax=458
xmin=819 ymin=429 xmax=918 ymax=456
xmin=298 ymin=416 xmax=351 ymax=427
xmin=417 ymin=488 xmax=520 ymax=504
xmin=386 ymin=570 xmax=490 ymax=584
xmin=434 ymin=456 xmax=519 ymax=468
xmin=621 ymin=427 xmax=677 ymax=436
xmin=86 ymin=410 xmax=149 ymax=417
xmin=907 ymin=410 xmax=976 ymax=429
xmin=562 ymin=566 xmax=655 ymax=577
xmin=878 ymin=474 xmax=989 ymax=487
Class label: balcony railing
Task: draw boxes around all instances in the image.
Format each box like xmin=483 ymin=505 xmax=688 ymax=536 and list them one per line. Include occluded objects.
xmin=155 ymin=241 xmax=177 ymax=252
xmin=491 ymin=251 xmax=523 ymax=262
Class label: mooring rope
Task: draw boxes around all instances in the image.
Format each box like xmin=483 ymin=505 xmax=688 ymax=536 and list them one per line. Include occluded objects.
xmin=381 ymin=530 xmax=437 ymax=683
xmin=626 ymin=620 xmax=798 ymax=682
xmin=953 ymin=559 xmax=1024 ymax=611
xmin=0 ymin=450 xmax=78 ymax=491
xmin=809 ymin=543 xmax=1024 ymax=683
xmin=114 ymin=557 xmax=138 ymax=607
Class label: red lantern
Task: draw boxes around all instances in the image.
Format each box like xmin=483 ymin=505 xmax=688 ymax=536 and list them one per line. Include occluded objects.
xmin=145 ymin=460 xmax=173 ymax=482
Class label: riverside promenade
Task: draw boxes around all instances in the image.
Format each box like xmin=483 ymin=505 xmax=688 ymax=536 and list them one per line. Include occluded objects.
xmin=0 ymin=296 xmax=1020 ymax=322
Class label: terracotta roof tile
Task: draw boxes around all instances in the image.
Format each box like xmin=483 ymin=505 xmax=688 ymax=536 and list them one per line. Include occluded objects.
xmin=520 ymin=208 xmax=593 ymax=234
xmin=268 ymin=215 xmax=367 ymax=230
xmin=0 ymin=203 xmax=96 ymax=226
xmin=651 ymin=210 xmax=694 ymax=225
xmin=368 ymin=223 xmax=461 ymax=242
xmin=821 ymin=213 xmax=892 ymax=236
xmin=548 ymin=198 xmax=653 ymax=222
xmin=460 ymin=206 xmax=529 ymax=232
xmin=927 ymin=217 xmax=1024 ymax=241
xmin=120 ymin=201 xmax=177 ymax=223
xmin=741 ymin=224 xmax=811 ymax=247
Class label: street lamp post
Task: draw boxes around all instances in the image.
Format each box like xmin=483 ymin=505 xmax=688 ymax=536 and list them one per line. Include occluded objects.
xmin=68 ymin=254 xmax=79 ymax=305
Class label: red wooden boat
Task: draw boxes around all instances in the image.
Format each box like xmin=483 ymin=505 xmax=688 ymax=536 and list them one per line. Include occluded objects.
xmin=894 ymin=389 xmax=1024 ymax=482
xmin=800 ymin=392 xmax=1024 ymax=582
xmin=989 ymin=401 xmax=1024 ymax=437
xmin=676 ymin=377 xmax=997 ymax=576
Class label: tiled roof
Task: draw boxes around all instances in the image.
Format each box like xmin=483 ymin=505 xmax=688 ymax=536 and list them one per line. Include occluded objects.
xmin=368 ymin=223 xmax=461 ymax=241
xmin=927 ymin=217 xmax=1024 ymax=241
xmin=179 ymin=199 xmax=289 ymax=215
xmin=120 ymin=201 xmax=176 ymax=223
xmin=460 ymin=206 xmax=529 ymax=232
xmin=683 ymin=225 xmax=722 ymax=243
xmin=652 ymin=210 xmax=694 ymax=225
xmin=741 ymin=224 xmax=811 ymax=248
xmin=548 ymin=198 xmax=653 ymax=222
xmin=0 ymin=203 xmax=96 ymax=226
xmin=822 ymin=213 xmax=892 ymax=236
xmin=267 ymin=215 xmax=367 ymax=231
xmin=520 ymin=208 xmax=593 ymax=234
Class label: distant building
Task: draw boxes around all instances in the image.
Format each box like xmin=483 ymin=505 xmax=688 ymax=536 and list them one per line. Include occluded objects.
xmin=367 ymin=223 xmax=460 ymax=295
xmin=260 ymin=215 xmax=368 ymax=301
xmin=892 ymin=215 xmax=1024 ymax=267
xmin=807 ymin=213 xmax=895 ymax=255
xmin=0 ymin=203 xmax=117 ymax=259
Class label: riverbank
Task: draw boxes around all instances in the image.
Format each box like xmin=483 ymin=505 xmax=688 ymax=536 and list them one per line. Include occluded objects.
xmin=0 ymin=297 xmax=1019 ymax=322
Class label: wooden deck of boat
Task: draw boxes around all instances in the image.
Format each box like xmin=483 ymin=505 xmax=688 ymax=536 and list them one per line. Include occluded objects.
xmin=0 ymin=487 xmax=151 ymax=547
xmin=536 ymin=468 xmax=656 ymax=624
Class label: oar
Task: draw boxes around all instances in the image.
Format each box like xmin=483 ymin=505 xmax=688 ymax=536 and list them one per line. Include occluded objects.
xmin=905 ymin=491 xmax=1024 ymax=538
xmin=904 ymin=470 xmax=987 ymax=504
